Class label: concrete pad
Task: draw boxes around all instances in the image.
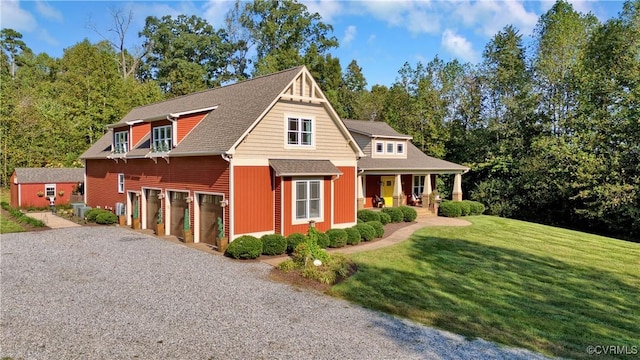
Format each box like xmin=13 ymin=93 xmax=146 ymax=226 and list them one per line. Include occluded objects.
xmin=24 ymin=212 xmax=81 ymax=229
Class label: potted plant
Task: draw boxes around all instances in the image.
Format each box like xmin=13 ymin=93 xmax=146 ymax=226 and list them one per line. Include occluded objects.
xmin=156 ymin=209 xmax=164 ymax=236
xmin=216 ymin=216 xmax=228 ymax=253
xmin=132 ymin=197 xmax=140 ymax=229
xmin=58 ymin=190 xmax=65 ymax=197
xmin=183 ymin=207 xmax=193 ymax=243
xmin=37 ymin=191 xmax=44 ymax=197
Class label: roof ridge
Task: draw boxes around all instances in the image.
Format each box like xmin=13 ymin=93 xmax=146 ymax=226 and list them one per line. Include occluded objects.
xmin=129 ymin=66 xmax=305 ymax=112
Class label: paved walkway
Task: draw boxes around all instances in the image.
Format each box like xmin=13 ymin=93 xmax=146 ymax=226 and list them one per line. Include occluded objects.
xmin=261 ymin=216 xmax=470 ymax=266
xmin=24 ymin=212 xmax=81 ymax=229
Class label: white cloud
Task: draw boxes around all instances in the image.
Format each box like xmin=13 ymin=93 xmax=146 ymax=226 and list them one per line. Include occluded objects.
xmin=454 ymin=0 xmax=539 ymax=37
xmin=36 ymin=28 xmax=58 ymax=46
xmin=367 ymin=34 xmax=377 ymax=45
xmin=360 ymin=0 xmax=440 ymax=34
xmin=441 ymin=29 xmax=478 ymax=63
xmin=0 ymin=0 xmax=37 ymax=32
xmin=343 ymin=25 xmax=356 ymax=45
xmin=303 ymin=0 xmax=344 ymax=23
xmin=203 ymin=0 xmax=233 ymax=28
xmin=35 ymin=1 xmax=62 ymax=22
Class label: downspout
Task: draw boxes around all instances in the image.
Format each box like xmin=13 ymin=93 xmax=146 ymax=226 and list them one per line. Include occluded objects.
xmin=166 ymin=114 xmax=178 ymax=148
xmin=221 ymin=152 xmax=233 ymax=241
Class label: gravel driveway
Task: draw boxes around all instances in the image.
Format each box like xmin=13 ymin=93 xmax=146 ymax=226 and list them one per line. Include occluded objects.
xmin=1 ymin=227 xmax=549 ymax=359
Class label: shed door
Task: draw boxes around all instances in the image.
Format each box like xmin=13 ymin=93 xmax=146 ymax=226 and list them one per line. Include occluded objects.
xmin=146 ymin=189 xmax=161 ymax=231
xmin=170 ymin=191 xmax=188 ymax=239
xmin=199 ymin=194 xmax=222 ymax=245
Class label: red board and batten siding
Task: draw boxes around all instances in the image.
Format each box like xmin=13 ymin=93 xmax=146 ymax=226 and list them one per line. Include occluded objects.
xmin=232 ymin=166 xmax=274 ymax=235
xmin=176 ymin=113 xmax=207 ymax=143
xmin=131 ymin=123 xmax=151 ymax=147
xmin=333 ymin=166 xmax=356 ymax=224
xmin=85 ymin=156 xmax=230 ymax=236
xmin=282 ymin=176 xmax=332 ymax=235
xmin=9 ymin=180 xmax=78 ymax=208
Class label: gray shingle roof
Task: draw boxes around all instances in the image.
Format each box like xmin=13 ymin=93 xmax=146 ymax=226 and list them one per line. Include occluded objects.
xmin=342 ymin=119 xmax=412 ymax=139
xmin=81 ymin=66 xmax=305 ymax=159
xmin=14 ymin=168 xmax=84 ymax=184
xmin=269 ymin=159 xmax=341 ymax=177
xmin=357 ymin=142 xmax=469 ymax=173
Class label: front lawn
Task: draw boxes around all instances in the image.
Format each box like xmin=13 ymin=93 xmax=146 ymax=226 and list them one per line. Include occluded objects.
xmin=329 ymin=216 xmax=640 ymax=359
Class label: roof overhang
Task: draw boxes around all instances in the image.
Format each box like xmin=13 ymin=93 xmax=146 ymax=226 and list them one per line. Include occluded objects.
xmin=269 ymin=159 xmax=342 ymax=177
xmin=107 ymin=106 xmax=219 ymax=129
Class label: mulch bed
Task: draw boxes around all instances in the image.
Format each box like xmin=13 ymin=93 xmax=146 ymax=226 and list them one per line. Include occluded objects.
xmin=267 ymin=221 xmax=416 ymax=292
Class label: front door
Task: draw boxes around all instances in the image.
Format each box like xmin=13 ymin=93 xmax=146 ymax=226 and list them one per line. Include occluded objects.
xmin=146 ymin=189 xmax=161 ymax=232
xmin=381 ymin=176 xmax=394 ymax=206
xmin=170 ymin=191 xmax=188 ymax=239
xmin=199 ymin=194 xmax=222 ymax=245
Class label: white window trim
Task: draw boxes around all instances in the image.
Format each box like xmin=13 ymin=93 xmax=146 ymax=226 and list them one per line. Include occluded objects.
xmin=152 ymin=125 xmax=172 ymax=152
xmin=118 ymin=174 xmax=125 ymax=193
xmin=413 ymin=175 xmax=425 ymax=196
xmin=385 ymin=141 xmax=395 ymax=154
xmin=374 ymin=141 xmax=384 ymax=154
xmin=292 ymin=178 xmax=323 ymax=225
xmin=396 ymin=142 xmax=405 ymax=154
xmin=114 ymin=130 xmax=129 ymax=153
xmin=45 ymin=184 xmax=56 ymax=198
xmin=284 ymin=115 xmax=315 ymax=149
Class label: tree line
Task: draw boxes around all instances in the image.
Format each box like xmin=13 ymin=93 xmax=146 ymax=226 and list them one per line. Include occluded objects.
xmin=1 ymin=0 xmax=638 ymax=240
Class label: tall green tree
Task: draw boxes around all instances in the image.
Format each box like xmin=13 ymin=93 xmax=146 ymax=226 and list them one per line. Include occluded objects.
xmin=239 ymin=0 xmax=338 ymax=76
xmin=139 ymin=15 xmax=231 ymax=96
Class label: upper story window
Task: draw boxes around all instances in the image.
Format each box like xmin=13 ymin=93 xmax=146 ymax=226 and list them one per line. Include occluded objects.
xmin=375 ymin=142 xmax=384 ymax=154
xmin=287 ymin=117 xmax=313 ymax=146
xmin=114 ymin=131 xmax=129 ymax=153
xmin=152 ymin=125 xmax=172 ymax=152
xmin=386 ymin=142 xmax=395 ymax=154
xmin=396 ymin=142 xmax=404 ymax=154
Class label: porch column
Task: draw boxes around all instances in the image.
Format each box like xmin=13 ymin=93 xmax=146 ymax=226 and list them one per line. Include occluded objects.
xmin=393 ymin=174 xmax=403 ymax=207
xmin=452 ymin=173 xmax=463 ymax=201
xmin=422 ymin=174 xmax=432 ymax=208
xmin=357 ymin=174 xmax=365 ymax=209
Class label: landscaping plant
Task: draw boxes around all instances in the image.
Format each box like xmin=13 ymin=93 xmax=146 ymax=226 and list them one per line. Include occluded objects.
xmin=326 ymin=228 xmax=348 ymax=248
xmin=381 ymin=207 xmax=403 ymax=222
xmin=398 ymin=206 xmax=418 ymax=222
xmin=261 ymin=234 xmax=287 ymax=256
xmin=225 ymin=235 xmax=263 ymax=259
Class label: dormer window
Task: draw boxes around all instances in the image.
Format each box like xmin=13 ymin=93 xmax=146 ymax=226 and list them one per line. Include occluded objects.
xmin=375 ymin=142 xmax=384 ymax=154
xmin=287 ymin=117 xmax=313 ymax=146
xmin=396 ymin=142 xmax=404 ymax=154
xmin=386 ymin=142 xmax=395 ymax=154
xmin=152 ymin=125 xmax=172 ymax=152
xmin=114 ymin=131 xmax=129 ymax=153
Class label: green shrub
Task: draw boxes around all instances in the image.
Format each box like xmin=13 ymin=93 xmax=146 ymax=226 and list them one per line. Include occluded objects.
xmin=468 ymin=201 xmax=486 ymax=215
xmin=326 ymin=228 xmax=348 ymax=248
xmin=85 ymin=208 xmax=102 ymax=222
xmin=399 ymin=206 xmax=418 ymax=222
xmin=345 ymin=227 xmax=361 ymax=245
xmin=367 ymin=221 xmax=385 ymax=238
xmin=317 ymin=232 xmax=330 ymax=248
xmin=300 ymin=253 xmax=351 ymax=284
xmin=95 ymin=212 xmax=117 ymax=224
xmin=277 ymin=259 xmax=296 ymax=272
xmin=381 ymin=207 xmax=403 ymax=223
xmin=1 ymin=202 xmax=45 ymax=227
xmin=225 ymin=235 xmax=263 ymax=259
xmin=459 ymin=201 xmax=471 ymax=216
xmin=357 ymin=209 xmax=381 ymax=223
xmin=286 ymin=233 xmax=306 ymax=253
xmin=378 ymin=212 xmax=392 ymax=225
xmin=439 ymin=201 xmax=462 ymax=217
xmin=261 ymin=234 xmax=287 ymax=255
xmin=354 ymin=223 xmax=376 ymax=241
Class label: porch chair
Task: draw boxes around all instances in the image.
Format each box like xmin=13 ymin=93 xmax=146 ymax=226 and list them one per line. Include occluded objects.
xmin=373 ymin=194 xmax=386 ymax=208
xmin=409 ymin=193 xmax=423 ymax=206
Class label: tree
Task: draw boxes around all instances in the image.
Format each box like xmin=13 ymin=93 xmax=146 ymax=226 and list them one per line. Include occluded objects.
xmin=239 ymin=0 xmax=338 ymax=76
xmin=139 ymin=15 xmax=231 ymax=96
xmin=337 ymin=60 xmax=367 ymax=119
xmin=0 ymin=28 xmax=28 ymax=79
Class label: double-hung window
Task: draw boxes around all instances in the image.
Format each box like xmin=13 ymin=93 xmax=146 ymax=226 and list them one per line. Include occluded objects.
xmin=375 ymin=142 xmax=384 ymax=154
xmin=114 ymin=131 xmax=129 ymax=153
xmin=413 ymin=175 xmax=425 ymax=196
xmin=45 ymin=184 xmax=56 ymax=198
xmin=152 ymin=125 xmax=172 ymax=152
xmin=287 ymin=117 xmax=313 ymax=146
xmin=386 ymin=142 xmax=395 ymax=154
xmin=118 ymin=174 xmax=125 ymax=193
xmin=295 ymin=179 xmax=322 ymax=221
xmin=396 ymin=142 xmax=404 ymax=154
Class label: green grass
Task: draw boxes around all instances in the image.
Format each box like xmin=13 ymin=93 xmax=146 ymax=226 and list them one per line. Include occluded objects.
xmin=329 ymin=216 xmax=640 ymax=359
xmin=0 ymin=213 xmax=25 ymax=233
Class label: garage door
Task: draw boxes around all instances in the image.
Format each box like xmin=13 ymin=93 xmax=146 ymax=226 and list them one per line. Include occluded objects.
xmin=146 ymin=189 xmax=161 ymax=232
xmin=170 ymin=191 xmax=188 ymax=239
xmin=199 ymin=194 xmax=223 ymax=245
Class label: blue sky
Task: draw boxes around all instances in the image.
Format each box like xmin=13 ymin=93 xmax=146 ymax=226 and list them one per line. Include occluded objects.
xmin=0 ymin=0 xmax=625 ymax=87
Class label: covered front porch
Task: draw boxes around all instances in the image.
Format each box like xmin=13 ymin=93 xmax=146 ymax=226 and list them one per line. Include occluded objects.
xmin=356 ymin=172 xmax=466 ymax=214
